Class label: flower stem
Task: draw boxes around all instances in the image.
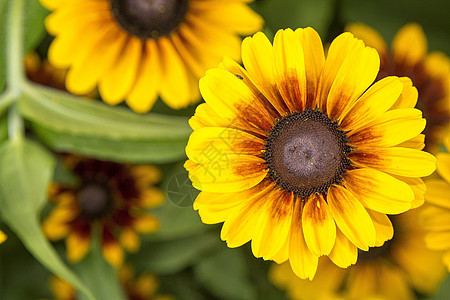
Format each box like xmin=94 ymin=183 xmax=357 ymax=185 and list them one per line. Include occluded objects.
xmin=6 ymin=0 xmax=26 ymax=96
xmin=7 ymin=104 xmax=24 ymax=142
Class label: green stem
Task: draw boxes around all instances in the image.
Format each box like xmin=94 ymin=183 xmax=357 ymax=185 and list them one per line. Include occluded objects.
xmin=6 ymin=0 xmax=26 ymax=95
xmin=7 ymin=104 xmax=24 ymax=142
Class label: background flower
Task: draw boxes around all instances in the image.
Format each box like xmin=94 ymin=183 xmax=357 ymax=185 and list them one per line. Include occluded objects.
xmin=270 ymin=208 xmax=447 ymax=300
xmin=346 ymin=23 xmax=450 ymax=153
xmin=39 ymin=0 xmax=263 ymax=112
xmin=42 ymin=157 xmax=164 ymax=267
xmin=422 ymin=134 xmax=450 ymax=270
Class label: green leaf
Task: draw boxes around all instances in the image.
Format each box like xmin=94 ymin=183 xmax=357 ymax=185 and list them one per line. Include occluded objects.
xmin=193 ymin=248 xmax=257 ymax=300
xmin=0 ymin=0 xmax=8 ymax=92
xmin=24 ymin=0 xmax=48 ymax=52
xmin=134 ymin=232 xmax=220 ymax=275
xmin=19 ymin=84 xmax=191 ymax=163
xmin=342 ymin=0 xmax=450 ymax=53
xmin=75 ymin=238 xmax=127 ymax=300
xmin=255 ymin=0 xmax=334 ymax=37
xmin=0 ymin=138 xmax=95 ymax=300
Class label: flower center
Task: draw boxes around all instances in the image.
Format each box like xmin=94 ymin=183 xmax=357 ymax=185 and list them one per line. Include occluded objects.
xmin=264 ymin=110 xmax=352 ymax=198
xmin=77 ymin=183 xmax=113 ymax=219
xmin=110 ymin=0 xmax=189 ymax=39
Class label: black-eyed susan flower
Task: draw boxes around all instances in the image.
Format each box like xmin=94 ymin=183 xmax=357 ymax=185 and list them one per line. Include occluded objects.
xmin=185 ymin=27 xmax=436 ymax=279
xmin=42 ymin=157 xmax=164 ymax=267
xmin=39 ymin=0 xmax=263 ymax=112
xmin=422 ymin=134 xmax=450 ymax=271
xmin=269 ymin=209 xmax=446 ymax=300
xmin=347 ymin=23 xmax=450 ymax=152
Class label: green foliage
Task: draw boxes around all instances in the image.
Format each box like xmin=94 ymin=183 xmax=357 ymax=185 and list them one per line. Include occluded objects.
xmin=0 ymin=138 xmax=94 ymax=300
xmin=75 ymin=238 xmax=127 ymax=300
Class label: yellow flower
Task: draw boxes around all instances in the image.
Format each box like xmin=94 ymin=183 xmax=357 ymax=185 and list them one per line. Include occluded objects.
xmin=39 ymin=0 xmax=263 ymax=112
xmin=422 ymin=134 xmax=450 ymax=270
xmin=185 ymin=28 xmax=436 ymax=279
xmin=42 ymin=157 xmax=164 ymax=267
xmin=269 ymin=209 xmax=446 ymax=300
xmin=346 ymin=23 xmax=450 ymax=153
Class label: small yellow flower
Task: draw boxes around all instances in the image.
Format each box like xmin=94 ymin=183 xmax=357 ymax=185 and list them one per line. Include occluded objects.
xmin=346 ymin=23 xmax=450 ymax=153
xmin=42 ymin=157 xmax=164 ymax=267
xmin=39 ymin=0 xmax=263 ymax=112
xmin=422 ymin=134 xmax=450 ymax=270
xmin=269 ymin=209 xmax=446 ymax=300
xmin=185 ymin=27 xmax=436 ymax=279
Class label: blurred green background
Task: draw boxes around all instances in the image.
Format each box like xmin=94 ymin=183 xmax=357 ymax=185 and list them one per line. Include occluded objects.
xmin=0 ymin=0 xmax=449 ymax=299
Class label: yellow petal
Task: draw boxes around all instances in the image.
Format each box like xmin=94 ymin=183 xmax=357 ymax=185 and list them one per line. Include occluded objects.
xmin=348 ymin=108 xmax=425 ymax=148
xmin=119 ymin=228 xmax=140 ymax=253
xmin=186 ymin=127 xmax=264 ymax=159
xmin=199 ymin=68 xmax=273 ymax=132
xmin=288 ymin=200 xmax=319 ymax=280
xmin=327 ymin=185 xmax=376 ymax=250
xmin=344 ymin=168 xmax=414 ymax=214
xmin=425 ymin=231 xmax=450 ymax=251
xmin=366 ymin=209 xmax=393 ymax=247
xmin=252 ymin=190 xmax=294 ymax=259
xmin=422 ymin=206 xmax=450 ymax=230
xmin=0 ymin=230 xmax=6 ymax=244
xmin=66 ymin=232 xmax=91 ymax=262
xmin=102 ymin=239 xmax=124 ymax=267
xmin=302 ymin=194 xmax=336 ymax=256
xmin=65 ymin=28 xmax=126 ymax=95
xmin=295 ymin=27 xmax=325 ymax=109
xmin=132 ymin=214 xmax=159 ymax=233
xmin=328 ymin=228 xmax=357 ymax=268
xmin=350 ymin=147 xmax=437 ymax=178
xmin=392 ymin=23 xmax=427 ymax=67
xmin=158 ymin=37 xmax=192 ymax=109
xmin=339 ymin=76 xmax=403 ymax=131
xmin=273 ymin=28 xmax=307 ymax=112
xmin=99 ymin=37 xmax=142 ymax=105
xmin=425 ymin=179 xmax=450 ymax=209
xmin=241 ymin=32 xmax=287 ymax=115
xmin=326 ymin=41 xmax=380 ymax=121
xmin=126 ymin=41 xmax=160 ymax=113
xmin=437 ymin=152 xmax=450 ymax=183
xmin=201 ymin=1 xmax=263 ymax=35
xmin=345 ymin=23 xmax=388 ymax=58
xmin=220 ymin=182 xmax=273 ymax=247
xmin=389 ymin=77 xmax=418 ymax=109
xmin=188 ymin=103 xmax=229 ymax=130
xmin=189 ymin=154 xmax=267 ymax=193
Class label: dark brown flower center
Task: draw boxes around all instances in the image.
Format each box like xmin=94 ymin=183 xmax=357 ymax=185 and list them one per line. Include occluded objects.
xmin=110 ymin=0 xmax=189 ymax=39
xmin=264 ymin=110 xmax=352 ymax=198
xmin=77 ymin=183 xmax=113 ymax=219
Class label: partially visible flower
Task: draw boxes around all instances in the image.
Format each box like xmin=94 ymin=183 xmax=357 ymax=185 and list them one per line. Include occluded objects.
xmin=25 ymin=52 xmax=67 ymax=91
xmin=0 ymin=230 xmax=6 ymax=244
xmin=347 ymin=23 xmax=450 ymax=152
xmin=270 ymin=209 xmax=446 ymax=300
xmin=49 ymin=266 xmax=171 ymax=300
xmin=39 ymin=0 xmax=263 ymax=112
xmin=185 ymin=27 xmax=436 ymax=279
xmin=119 ymin=265 xmax=173 ymax=300
xmin=42 ymin=157 xmax=164 ymax=267
xmin=422 ymin=134 xmax=450 ymax=270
